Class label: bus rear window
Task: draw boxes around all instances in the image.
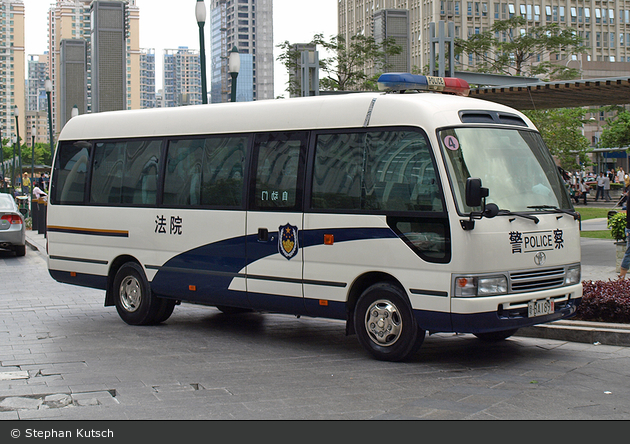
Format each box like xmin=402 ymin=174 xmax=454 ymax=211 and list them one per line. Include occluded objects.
xmin=51 ymin=141 xmax=90 ymax=205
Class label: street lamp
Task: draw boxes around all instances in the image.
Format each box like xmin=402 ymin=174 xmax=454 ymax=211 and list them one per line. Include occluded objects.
xmin=228 ymin=46 xmax=240 ymax=103
xmin=196 ymin=0 xmax=208 ymax=104
xmin=31 ymin=125 xmax=36 ymax=189
xmin=14 ymin=106 xmax=22 ymax=194
xmin=45 ymin=77 xmax=54 ymax=157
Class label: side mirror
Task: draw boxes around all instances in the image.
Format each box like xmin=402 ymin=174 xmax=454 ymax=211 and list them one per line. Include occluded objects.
xmin=465 ymin=177 xmax=488 ymax=208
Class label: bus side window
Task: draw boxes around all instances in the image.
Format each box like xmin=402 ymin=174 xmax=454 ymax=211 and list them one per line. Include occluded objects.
xmin=252 ymin=132 xmax=306 ymax=210
xmin=164 ymin=136 xmax=247 ymax=208
xmin=90 ymin=140 xmax=161 ymax=206
xmin=312 ymin=130 xmax=441 ymax=213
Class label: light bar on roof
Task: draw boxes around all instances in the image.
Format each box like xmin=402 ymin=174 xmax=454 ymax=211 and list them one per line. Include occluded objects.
xmin=377 ymin=73 xmax=470 ymax=96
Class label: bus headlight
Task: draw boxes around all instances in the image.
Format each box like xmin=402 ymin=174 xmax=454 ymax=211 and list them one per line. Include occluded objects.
xmin=455 ymin=275 xmax=507 ymax=297
xmin=565 ymin=264 xmax=581 ymax=286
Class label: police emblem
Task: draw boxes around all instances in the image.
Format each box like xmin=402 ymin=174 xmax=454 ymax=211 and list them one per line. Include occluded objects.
xmin=279 ymin=223 xmax=299 ymax=260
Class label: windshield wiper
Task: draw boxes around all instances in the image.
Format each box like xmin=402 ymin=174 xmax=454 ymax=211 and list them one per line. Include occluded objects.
xmin=498 ymin=209 xmax=539 ymax=224
xmin=527 ymin=205 xmax=580 ymax=220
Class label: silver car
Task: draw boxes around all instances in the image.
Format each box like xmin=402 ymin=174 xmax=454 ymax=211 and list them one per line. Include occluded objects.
xmin=0 ymin=193 xmax=26 ymax=256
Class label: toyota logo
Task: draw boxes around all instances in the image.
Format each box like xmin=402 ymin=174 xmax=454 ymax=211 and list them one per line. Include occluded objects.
xmin=534 ymin=252 xmax=546 ymax=266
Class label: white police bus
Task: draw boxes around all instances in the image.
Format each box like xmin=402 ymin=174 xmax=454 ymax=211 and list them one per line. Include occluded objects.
xmin=47 ymin=73 xmax=582 ymax=361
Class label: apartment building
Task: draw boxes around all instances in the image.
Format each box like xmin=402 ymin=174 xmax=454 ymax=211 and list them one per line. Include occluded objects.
xmin=210 ymin=0 xmax=274 ymax=103
xmin=0 ymin=0 xmax=24 ymax=144
xmin=163 ymin=47 xmax=202 ymax=107
xmin=338 ymin=0 xmax=630 ymax=76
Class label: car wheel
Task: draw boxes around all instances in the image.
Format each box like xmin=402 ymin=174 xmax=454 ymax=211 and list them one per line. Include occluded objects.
xmin=14 ymin=245 xmax=26 ymax=257
xmin=354 ymin=283 xmax=425 ymax=362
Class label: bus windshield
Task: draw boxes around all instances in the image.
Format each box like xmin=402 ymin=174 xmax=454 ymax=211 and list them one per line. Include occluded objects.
xmin=440 ymin=127 xmax=572 ymax=213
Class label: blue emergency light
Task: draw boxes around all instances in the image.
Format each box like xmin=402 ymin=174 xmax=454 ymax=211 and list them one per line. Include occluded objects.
xmin=377 ymin=73 xmax=470 ymax=96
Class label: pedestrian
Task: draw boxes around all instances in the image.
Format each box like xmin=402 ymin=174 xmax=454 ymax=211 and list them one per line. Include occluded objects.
xmin=579 ymin=179 xmax=588 ymax=205
xmin=619 ymin=202 xmax=630 ymax=279
xmin=617 ymin=167 xmax=625 ymax=184
xmin=595 ymin=172 xmax=605 ymax=201
xmin=22 ymin=172 xmax=30 ymax=195
xmin=37 ymin=172 xmax=45 ymax=190
xmin=603 ymin=173 xmax=611 ymax=201
xmin=32 ymin=184 xmax=47 ymax=200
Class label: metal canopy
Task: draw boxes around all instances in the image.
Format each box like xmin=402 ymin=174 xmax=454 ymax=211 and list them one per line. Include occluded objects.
xmin=469 ymin=76 xmax=630 ymax=110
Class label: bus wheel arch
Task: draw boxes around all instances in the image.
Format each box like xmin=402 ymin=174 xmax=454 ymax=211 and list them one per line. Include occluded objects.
xmin=350 ymin=277 xmax=425 ymax=362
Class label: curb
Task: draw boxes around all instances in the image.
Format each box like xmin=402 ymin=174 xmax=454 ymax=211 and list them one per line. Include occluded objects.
xmin=516 ymin=320 xmax=630 ymax=346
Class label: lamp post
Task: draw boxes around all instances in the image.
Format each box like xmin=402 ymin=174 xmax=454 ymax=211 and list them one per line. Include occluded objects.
xmin=45 ymin=77 xmax=54 ymax=157
xmin=15 ymin=106 xmax=22 ymax=194
xmin=11 ymin=136 xmax=16 ymax=193
xmin=228 ymin=46 xmax=240 ymax=103
xmin=0 ymin=128 xmax=4 ymax=190
xmin=31 ymin=125 xmax=36 ymax=190
xmin=196 ymin=0 xmax=208 ymax=104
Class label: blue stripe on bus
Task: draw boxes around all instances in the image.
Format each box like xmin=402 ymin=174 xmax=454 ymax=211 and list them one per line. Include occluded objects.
xmin=150 ymin=227 xmax=397 ymax=308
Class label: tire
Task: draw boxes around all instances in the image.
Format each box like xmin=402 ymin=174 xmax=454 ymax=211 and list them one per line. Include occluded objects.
xmin=14 ymin=245 xmax=26 ymax=257
xmin=113 ymin=262 xmax=163 ymax=325
xmin=154 ymin=299 xmax=177 ymax=324
xmin=474 ymin=328 xmax=519 ymax=342
xmin=354 ymin=283 xmax=425 ymax=362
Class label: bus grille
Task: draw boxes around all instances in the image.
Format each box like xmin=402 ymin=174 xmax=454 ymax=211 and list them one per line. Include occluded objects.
xmin=509 ymin=267 xmax=566 ymax=293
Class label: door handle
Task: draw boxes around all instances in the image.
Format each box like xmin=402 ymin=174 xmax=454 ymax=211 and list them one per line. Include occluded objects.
xmin=257 ymin=228 xmax=269 ymax=242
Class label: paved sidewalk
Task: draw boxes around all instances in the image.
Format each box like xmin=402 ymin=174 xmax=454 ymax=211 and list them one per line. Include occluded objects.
xmin=24 ymin=227 xmax=630 ymax=348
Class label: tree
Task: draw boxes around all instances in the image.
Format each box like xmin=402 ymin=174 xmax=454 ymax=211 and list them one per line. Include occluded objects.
xmin=455 ymin=17 xmax=584 ymax=80
xmin=276 ymin=33 xmax=402 ymax=94
xmin=599 ymin=111 xmax=630 ymax=150
xmin=523 ymin=108 xmax=592 ymax=171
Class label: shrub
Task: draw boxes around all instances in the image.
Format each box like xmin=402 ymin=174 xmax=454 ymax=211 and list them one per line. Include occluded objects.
xmin=575 ymin=280 xmax=630 ymax=323
xmin=607 ymin=212 xmax=626 ymax=241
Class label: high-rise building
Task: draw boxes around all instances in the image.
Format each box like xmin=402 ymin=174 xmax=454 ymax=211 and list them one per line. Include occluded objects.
xmin=338 ymin=0 xmax=630 ymax=78
xmin=26 ymin=54 xmax=49 ymax=112
xmin=0 ymin=0 xmax=25 ymax=145
xmin=210 ymin=0 xmax=274 ymax=103
xmin=46 ymin=0 xmax=140 ymax=137
xmin=163 ymin=47 xmax=202 ymax=107
xmin=90 ymin=1 xmax=127 ymax=113
xmin=140 ymin=49 xmax=156 ymax=109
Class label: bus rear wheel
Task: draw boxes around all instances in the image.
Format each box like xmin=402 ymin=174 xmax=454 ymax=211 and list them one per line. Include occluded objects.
xmin=354 ymin=283 xmax=425 ymax=362
xmin=113 ymin=262 xmax=172 ymax=325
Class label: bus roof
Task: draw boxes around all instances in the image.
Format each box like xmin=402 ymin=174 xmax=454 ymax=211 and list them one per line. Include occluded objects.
xmin=57 ymin=91 xmax=535 ymax=141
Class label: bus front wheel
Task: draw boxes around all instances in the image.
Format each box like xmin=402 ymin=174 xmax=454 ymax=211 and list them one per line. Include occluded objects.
xmin=354 ymin=283 xmax=425 ymax=362
xmin=113 ymin=262 xmax=171 ymax=325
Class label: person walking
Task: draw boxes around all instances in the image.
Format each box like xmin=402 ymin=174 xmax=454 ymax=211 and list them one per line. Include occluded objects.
xmin=619 ymin=199 xmax=630 ymax=279
xmin=578 ymin=179 xmax=588 ymax=205
xmin=604 ymin=173 xmax=611 ymax=201
xmin=595 ymin=172 xmax=605 ymax=201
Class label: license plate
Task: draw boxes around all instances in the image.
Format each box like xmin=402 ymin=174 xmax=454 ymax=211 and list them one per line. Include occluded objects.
xmin=528 ymin=299 xmax=554 ymax=317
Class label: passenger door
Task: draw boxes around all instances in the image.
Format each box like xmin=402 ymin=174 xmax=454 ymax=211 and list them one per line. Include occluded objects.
xmin=246 ymin=132 xmax=308 ymax=314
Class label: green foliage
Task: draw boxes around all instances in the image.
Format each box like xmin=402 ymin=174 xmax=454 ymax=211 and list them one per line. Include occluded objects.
xmin=454 ymin=16 xmax=584 ymax=78
xmin=276 ymin=33 xmax=403 ymax=94
xmin=1 ymin=138 xmax=52 ymax=175
xmin=598 ymin=111 xmax=630 ymax=150
xmin=607 ymin=212 xmax=627 ymax=241
xmin=523 ymin=108 xmax=592 ymax=171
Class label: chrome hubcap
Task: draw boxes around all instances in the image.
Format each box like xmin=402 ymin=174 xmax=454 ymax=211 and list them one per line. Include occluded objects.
xmin=119 ymin=276 xmax=141 ymax=312
xmin=365 ymin=299 xmax=402 ymax=346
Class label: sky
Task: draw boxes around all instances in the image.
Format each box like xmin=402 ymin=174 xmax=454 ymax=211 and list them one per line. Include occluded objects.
xmin=21 ymin=0 xmax=338 ymax=98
